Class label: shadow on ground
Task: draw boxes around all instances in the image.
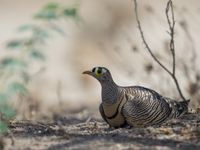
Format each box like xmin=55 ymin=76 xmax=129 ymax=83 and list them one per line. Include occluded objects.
xmin=4 ymin=111 xmax=200 ymax=150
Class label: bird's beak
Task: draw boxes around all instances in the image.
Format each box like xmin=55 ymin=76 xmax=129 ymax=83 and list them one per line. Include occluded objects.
xmin=82 ymin=70 xmax=93 ymax=75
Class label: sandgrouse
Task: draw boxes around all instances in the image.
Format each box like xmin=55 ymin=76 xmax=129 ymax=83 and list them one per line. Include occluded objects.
xmin=83 ymin=67 xmax=189 ymax=128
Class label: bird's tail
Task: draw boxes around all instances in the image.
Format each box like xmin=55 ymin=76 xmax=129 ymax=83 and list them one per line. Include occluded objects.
xmin=174 ymin=100 xmax=190 ymax=118
xmin=166 ymin=98 xmax=190 ymax=118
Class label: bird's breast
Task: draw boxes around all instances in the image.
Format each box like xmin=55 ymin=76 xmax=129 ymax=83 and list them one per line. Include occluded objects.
xmin=102 ymin=94 xmax=127 ymax=127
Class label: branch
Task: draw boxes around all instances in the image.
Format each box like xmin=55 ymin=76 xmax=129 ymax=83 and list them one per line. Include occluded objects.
xmin=133 ymin=0 xmax=172 ymax=76
xmin=166 ymin=0 xmax=175 ymax=75
xmin=133 ymin=0 xmax=187 ymax=101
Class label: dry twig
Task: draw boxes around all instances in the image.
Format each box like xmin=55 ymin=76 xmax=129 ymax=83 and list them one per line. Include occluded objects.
xmin=133 ymin=0 xmax=187 ymax=101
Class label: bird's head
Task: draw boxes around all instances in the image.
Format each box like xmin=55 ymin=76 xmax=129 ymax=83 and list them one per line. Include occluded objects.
xmin=83 ymin=67 xmax=113 ymax=83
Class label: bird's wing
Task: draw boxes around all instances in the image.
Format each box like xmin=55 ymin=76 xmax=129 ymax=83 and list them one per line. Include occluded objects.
xmin=122 ymin=88 xmax=172 ymax=126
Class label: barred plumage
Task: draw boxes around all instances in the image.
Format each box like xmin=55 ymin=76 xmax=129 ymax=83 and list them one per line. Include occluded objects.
xmin=83 ymin=67 xmax=189 ymax=128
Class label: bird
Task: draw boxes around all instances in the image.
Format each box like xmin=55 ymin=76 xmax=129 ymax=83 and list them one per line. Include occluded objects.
xmin=83 ymin=66 xmax=190 ymax=128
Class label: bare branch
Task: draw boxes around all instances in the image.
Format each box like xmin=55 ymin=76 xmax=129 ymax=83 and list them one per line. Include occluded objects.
xmin=165 ymin=0 xmax=186 ymax=101
xmin=166 ymin=0 xmax=176 ymax=75
xmin=133 ymin=0 xmax=172 ymax=76
xmin=133 ymin=0 xmax=187 ymax=101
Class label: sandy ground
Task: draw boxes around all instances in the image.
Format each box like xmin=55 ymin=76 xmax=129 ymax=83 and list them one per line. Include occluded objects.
xmin=2 ymin=110 xmax=200 ymax=150
xmin=1 ymin=0 xmax=200 ymax=110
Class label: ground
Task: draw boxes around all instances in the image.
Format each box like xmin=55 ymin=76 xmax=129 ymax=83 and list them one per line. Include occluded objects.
xmin=2 ymin=110 xmax=200 ymax=150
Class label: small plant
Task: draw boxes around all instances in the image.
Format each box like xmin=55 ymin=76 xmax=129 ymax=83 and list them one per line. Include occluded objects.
xmin=0 ymin=2 xmax=79 ymax=134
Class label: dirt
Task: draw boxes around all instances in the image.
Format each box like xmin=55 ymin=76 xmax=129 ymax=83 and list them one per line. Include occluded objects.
xmin=2 ymin=110 xmax=200 ymax=150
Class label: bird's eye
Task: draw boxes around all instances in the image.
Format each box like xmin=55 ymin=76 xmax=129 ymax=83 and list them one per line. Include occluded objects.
xmin=97 ymin=69 xmax=102 ymax=74
xmin=96 ymin=68 xmax=102 ymax=75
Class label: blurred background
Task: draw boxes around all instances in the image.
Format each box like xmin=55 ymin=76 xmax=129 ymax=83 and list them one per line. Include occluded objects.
xmin=0 ymin=0 xmax=200 ymax=122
